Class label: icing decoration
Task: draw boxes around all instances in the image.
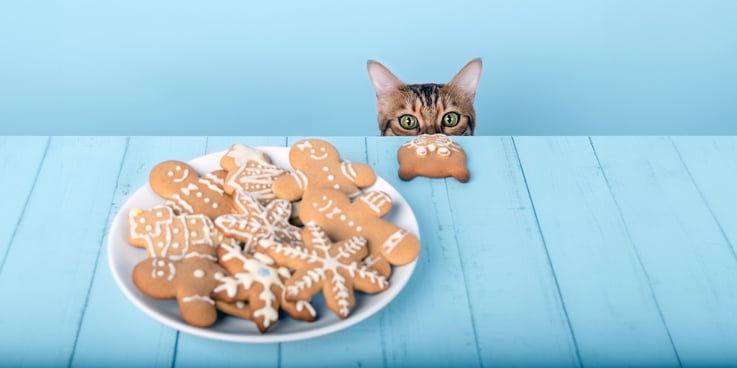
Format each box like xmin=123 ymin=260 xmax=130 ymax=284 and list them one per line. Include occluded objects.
xmin=272 ymin=139 xmax=377 ymax=202
xmin=262 ymin=222 xmax=388 ymax=319
xmin=212 ymin=242 xmax=317 ymax=332
xmin=128 ymin=205 xmax=236 ymax=261
xmin=219 ymin=144 xmax=287 ymax=203
xmin=214 ymin=190 xmax=302 ymax=252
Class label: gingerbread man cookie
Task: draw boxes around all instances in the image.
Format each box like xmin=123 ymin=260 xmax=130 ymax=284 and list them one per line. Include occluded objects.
xmin=262 ymin=222 xmax=389 ymax=319
xmin=132 ymin=256 xmax=228 ymax=327
xmin=214 ymin=190 xmax=302 ymax=252
xmin=299 ymin=188 xmax=421 ymax=277
xmin=149 ymin=160 xmax=233 ymax=220
xmin=397 ymin=134 xmax=470 ymax=182
xmin=211 ymin=243 xmax=316 ymax=332
xmin=128 ymin=205 xmax=231 ymax=261
xmin=219 ymin=144 xmax=287 ymax=203
xmin=272 ymin=139 xmax=377 ymax=202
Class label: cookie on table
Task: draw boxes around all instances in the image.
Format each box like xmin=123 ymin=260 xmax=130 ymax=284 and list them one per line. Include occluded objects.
xmin=272 ymin=139 xmax=377 ymax=202
xmin=299 ymin=188 xmax=421 ymax=277
xmin=397 ymin=134 xmax=470 ymax=183
xmin=128 ymin=205 xmax=233 ymax=262
xmin=219 ymin=144 xmax=287 ymax=203
xmin=132 ymin=256 xmax=228 ymax=328
xmin=212 ymin=243 xmax=317 ymax=332
xmin=149 ymin=160 xmax=233 ymax=220
xmin=214 ymin=190 xmax=302 ymax=252
xmin=262 ymin=222 xmax=389 ymax=319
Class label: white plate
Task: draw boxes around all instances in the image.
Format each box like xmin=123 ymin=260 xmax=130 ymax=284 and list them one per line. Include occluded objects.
xmin=108 ymin=147 xmax=419 ymax=343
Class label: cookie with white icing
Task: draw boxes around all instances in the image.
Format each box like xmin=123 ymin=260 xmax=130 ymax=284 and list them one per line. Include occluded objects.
xmin=214 ymin=190 xmax=302 ymax=252
xmin=128 ymin=205 xmax=231 ymax=262
xmin=212 ymin=243 xmax=317 ymax=333
xmin=397 ymin=134 xmax=470 ymax=182
xmin=262 ymin=222 xmax=389 ymax=319
xmin=299 ymin=188 xmax=421 ymax=277
xmin=272 ymin=139 xmax=377 ymax=202
xmin=132 ymin=256 xmax=228 ymax=327
xmin=219 ymin=144 xmax=287 ymax=203
xmin=149 ymin=160 xmax=233 ymax=220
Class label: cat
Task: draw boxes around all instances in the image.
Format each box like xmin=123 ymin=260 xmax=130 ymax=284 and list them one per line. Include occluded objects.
xmin=367 ymin=58 xmax=482 ymax=136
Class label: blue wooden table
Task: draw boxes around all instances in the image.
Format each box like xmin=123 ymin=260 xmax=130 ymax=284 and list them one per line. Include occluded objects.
xmin=1 ymin=136 xmax=736 ymax=367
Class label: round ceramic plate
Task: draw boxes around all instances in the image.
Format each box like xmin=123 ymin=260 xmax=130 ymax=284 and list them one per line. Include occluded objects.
xmin=108 ymin=147 xmax=419 ymax=343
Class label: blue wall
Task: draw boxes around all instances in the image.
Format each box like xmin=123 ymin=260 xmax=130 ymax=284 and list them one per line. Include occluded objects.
xmin=1 ymin=0 xmax=736 ymax=135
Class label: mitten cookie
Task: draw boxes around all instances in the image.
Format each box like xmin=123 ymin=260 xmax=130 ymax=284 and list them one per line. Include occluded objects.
xmin=132 ymin=257 xmax=228 ymax=327
xmin=150 ymin=160 xmax=233 ymax=220
xmin=219 ymin=144 xmax=287 ymax=202
xmin=272 ymin=139 xmax=377 ymax=201
xmin=262 ymin=222 xmax=389 ymax=319
xmin=128 ymin=205 xmax=230 ymax=261
xmin=212 ymin=243 xmax=316 ymax=332
xmin=299 ymin=188 xmax=421 ymax=276
xmin=397 ymin=134 xmax=470 ymax=182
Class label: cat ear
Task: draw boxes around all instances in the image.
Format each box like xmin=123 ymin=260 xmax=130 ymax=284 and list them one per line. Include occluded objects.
xmin=367 ymin=60 xmax=405 ymax=99
xmin=448 ymin=58 xmax=482 ymax=98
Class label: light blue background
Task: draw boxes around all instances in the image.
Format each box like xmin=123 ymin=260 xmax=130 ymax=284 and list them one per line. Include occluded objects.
xmin=1 ymin=0 xmax=736 ymax=135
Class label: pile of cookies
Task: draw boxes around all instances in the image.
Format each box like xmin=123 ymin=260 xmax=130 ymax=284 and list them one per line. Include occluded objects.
xmin=127 ymin=139 xmax=421 ymax=333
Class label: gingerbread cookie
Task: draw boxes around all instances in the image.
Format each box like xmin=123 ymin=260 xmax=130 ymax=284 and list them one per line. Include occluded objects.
xmin=214 ymin=190 xmax=302 ymax=252
xmin=299 ymin=188 xmax=421 ymax=276
xmin=128 ymin=205 xmax=230 ymax=261
xmin=262 ymin=222 xmax=389 ymax=319
xmin=132 ymin=256 xmax=228 ymax=327
xmin=397 ymin=134 xmax=470 ymax=182
xmin=212 ymin=243 xmax=316 ymax=332
xmin=219 ymin=144 xmax=287 ymax=203
xmin=272 ymin=139 xmax=377 ymax=202
xmin=149 ymin=160 xmax=233 ymax=220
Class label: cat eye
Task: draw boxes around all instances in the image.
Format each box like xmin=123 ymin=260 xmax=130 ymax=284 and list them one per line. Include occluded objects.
xmin=442 ymin=112 xmax=460 ymax=128
xmin=398 ymin=115 xmax=419 ymax=130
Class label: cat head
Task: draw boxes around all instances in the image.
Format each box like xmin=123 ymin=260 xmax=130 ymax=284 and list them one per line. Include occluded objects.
xmin=367 ymin=58 xmax=482 ymax=136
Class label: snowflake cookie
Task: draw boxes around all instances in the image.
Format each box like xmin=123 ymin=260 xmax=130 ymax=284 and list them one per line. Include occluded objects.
xmin=262 ymin=222 xmax=389 ymax=319
xmin=211 ymin=242 xmax=317 ymax=332
xmin=214 ymin=190 xmax=302 ymax=251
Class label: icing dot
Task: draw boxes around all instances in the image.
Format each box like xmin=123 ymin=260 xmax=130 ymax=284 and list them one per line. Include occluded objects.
xmin=167 ymin=171 xmax=174 ymax=177
xmin=190 ymin=219 xmax=197 ymax=224
xmin=322 ymin=166 xmax=329 ymax=172
xmin=139 ymin=218 xmax=146 ymax=224
xmin=356 ymin=226 xmax=363 ymax=232
xmin=327 ymin=175 xmax=335 ymax=181
xmin=322 ymin=195 xmax=328 ymax=200
xmin=157 ymin=260 xmax=166 ymax=267
xmin=193 ymin=269 xmax=205 ymax=278
xmin=348 ymin=221 xmax=354 ymax=227
xmin=196 ymin=192 xmax=203 ymax=198
xmin=320 ymin=147 xmax=326 ymax=152
xmin=157 ymin=241 xmax=164 ymax=248
xmin=214 ymin=272 xmax=224 ymax=279
xmin=312 ymin=203 xmax=318 ymax=208
xmin=191 ymin=231 xmax=198 ymax=237
xmin=204 ymin=198 xmax=211 ymax=203
xmin=212 ymin=203 xmax=219 ymax=208
xmin=145 ymin=225 xmax=152 ymax=231
xmin=173 ymin=228 xmax=180 ymax=234
xmin=172 ymin=242 xmax=180 ymax=249
xmin=156 ymin=270 xmax=165 ymax=277
xmin=339 ymin=215 xmax=346 ymax=221
xmin=258 ymin=268 xmax=271 ymax=277
xmin=156 ymin=211 xmax=163 ymax=217
xmin=333 ymin=184 xmax=340 ymax=190
xmin=438 ymin=147 xmax=451 ymax=156
xmin=175 ymin=165 xmax=181 ymax=170
xmin=236 ymin=301 xmax=246 ymax=308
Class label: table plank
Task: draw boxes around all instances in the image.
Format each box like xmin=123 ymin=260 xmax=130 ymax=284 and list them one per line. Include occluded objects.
xmin=671 ymin=137 xmax=737 ymax=253
xmin=0 ymin=137 xmax=127 ymax=366
xmin=445 ymin=136 xmax=580 ymax=367
xmin=513 ymin=137 xmax=680 ymax=366
xmin=591 ymin=136 xmax=737 ymax=365
xmin=279 ymin=137 xmax=386 ymax=368
xmin=70 ymin=137 xmax=208 ymax=367
xmin=366 ymin=137 xmax=481 ymax=367
xmin=172 ymin=136 xmax=285 ymax=368
xmin=0 ymin=137 xmax=49 ymax=274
